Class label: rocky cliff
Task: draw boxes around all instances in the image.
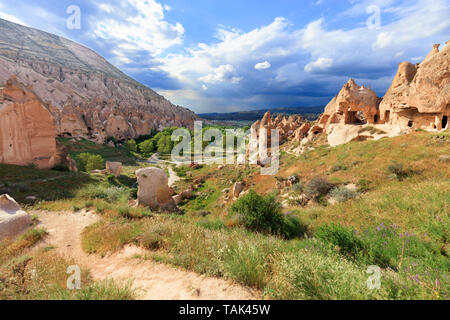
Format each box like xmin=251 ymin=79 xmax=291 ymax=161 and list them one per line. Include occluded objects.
xmin=379 ymin=41 xmax=450 ymax=130
xmin=0 ymin=18 xmax=197 ymax=143
xmin=0 ymin=77 xmax=56 ymax=168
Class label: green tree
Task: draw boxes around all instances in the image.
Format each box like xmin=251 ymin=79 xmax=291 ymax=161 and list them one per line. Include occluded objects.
xmin=77 ymin=153 xmax=104 ymax=172
xmin=231 ymin=190 xmax=284 ymax=235
xmin=157 ymin=135 xmax=173 ymax=154
xmin=126 ymin=139 xmax=137 ymax=152
xmin=139 ymin=139 xmax=156 ymax=157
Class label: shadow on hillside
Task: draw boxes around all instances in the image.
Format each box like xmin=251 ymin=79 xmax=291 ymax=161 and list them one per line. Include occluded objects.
xmin=1 ymin=170 xmax=98 ymax=204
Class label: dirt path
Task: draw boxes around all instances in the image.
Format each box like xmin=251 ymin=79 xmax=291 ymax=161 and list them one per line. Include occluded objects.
xmin=168 ymin=166 xmax=180 ymax=187
xmin=33 ymin=210 xmax=260 ymax=300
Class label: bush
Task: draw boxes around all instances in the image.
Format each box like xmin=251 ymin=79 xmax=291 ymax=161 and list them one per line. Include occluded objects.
xmin=305 ymin=177 xmax=334 ymax=199
xmin=282 ymin=215 xmax=308 ymax=239
xmin=126 ymin=139 xmax=138 ymax=152
xmin=329 ymin=187 xmax=358 ymax=203
xmin=231 ymin=190 xmax=284 ymax=235
xmin=387 ymin=161 xmax=409 ymax=181
xmin=315 ymin=224 xmax=364 ymax=259
xmin=77 ymin=153 xmax=104 ymax=172
xmin=107 ymin=174 xmax=118 ymax=185
xmin=292 ymin=182 xmax=304 ymax=194
xmin=139 ymin=139 xmax=156 ymax=157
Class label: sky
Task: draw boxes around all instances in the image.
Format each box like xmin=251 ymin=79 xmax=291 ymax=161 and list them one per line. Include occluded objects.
xmin=0 ymin=0 xmax=449 ymax=113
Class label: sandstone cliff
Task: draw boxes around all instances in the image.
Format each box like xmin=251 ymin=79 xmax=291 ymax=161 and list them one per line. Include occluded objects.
xmin=0 ymin=18 xmax=197 ymax=143
xmin=0 ymin=77 xmax=56 ymax=168
xmin=379 ymin=41 xmax=450 ymax=130
xmin=318 ymin=79 xmax=381 ymax=131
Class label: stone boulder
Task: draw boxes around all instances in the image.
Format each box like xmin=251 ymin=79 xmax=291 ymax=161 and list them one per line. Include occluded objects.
xmin=293 ymin=123 xmax=311 ymax=141
xmin=172 ymin=194 xmax=182 ymax=205
xmin=106 ymin=161 xmax=122 ymax=177
xmin=0 ymin=194 xmax=32 ymax=240
xmin=136 ymin=167 xmax=177 ymax=212
xmin=232 ymin=182 xmax=245 ymax=198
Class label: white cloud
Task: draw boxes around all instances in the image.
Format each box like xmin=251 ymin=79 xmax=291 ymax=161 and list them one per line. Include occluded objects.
xmin=254 ymin=61 xmax=271 ymax=70
xmin=158 ymin=17 xmax=302 ymax=88
xmin=153 ymin=0 xmax=449 ymax=111
xmin=0 ymin=3 xmax=26 ymax=26
xmin=304 ymin=57 xmax=333 ymax=72
xmin=94 ymin=0 xmax=184 ymax=60
xmin=199 ymin=64 xmax=241 ymax=84
xmin=0 ymin=12 xmax=26 ymax=25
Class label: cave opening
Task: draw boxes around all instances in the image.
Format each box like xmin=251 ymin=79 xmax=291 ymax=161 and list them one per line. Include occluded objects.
xmin=408 ymin=120 xmax=414 ymax=128
xmin=346 ymin=111 xmax=367 ymax=125
xmin=385 ymin=111 xmax=390 ymax=123
xmin=374 ymin=115 xmax=379 ymax=123
xmin=442 ymin=116 xmax=448 ymax=129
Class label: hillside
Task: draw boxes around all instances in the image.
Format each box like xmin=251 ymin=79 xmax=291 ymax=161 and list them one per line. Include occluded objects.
xmin=1 ymin=131 xmax=448 ymax=300
xmin=0 ymin=18 xmax=196 ymax=143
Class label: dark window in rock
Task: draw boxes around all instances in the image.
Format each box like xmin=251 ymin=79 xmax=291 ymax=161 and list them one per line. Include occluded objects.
xmin=374 ymin=115 xmax=379 ymax=123
xmin=385 ymin=111 xmax=390 ymax=123
xmin=408 ymin=120 xmax=413 ymax=128
xmin=442 ymin=116 xmax=448 ymax=129
xmin=346 ymin=111 xmax=366 ymax=124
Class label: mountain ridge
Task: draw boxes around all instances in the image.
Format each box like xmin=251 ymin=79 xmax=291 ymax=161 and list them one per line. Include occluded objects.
xmin=0 ymin=18 xmax=196 ymax=143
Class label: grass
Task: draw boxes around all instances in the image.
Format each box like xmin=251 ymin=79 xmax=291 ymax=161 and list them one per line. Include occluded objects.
xmin=0 ymin=228 xmax=136 ymax=300
xmin=80 ymin=213 xmax=446 ymax=299
xmin=1 ymin=130 xmax=448 ymax=300
xmin=57 ymin=137 xmax=138 ymax=165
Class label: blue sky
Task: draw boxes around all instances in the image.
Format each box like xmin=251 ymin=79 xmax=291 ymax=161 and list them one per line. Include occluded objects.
xmin=0 ymin=0 xmax=449 ymax=113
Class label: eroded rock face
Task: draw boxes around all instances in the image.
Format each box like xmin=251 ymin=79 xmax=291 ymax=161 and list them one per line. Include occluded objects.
xmin=379 ymin=41 xmax=450 ymax=130
xmin=136 ymin=167 xmax=177 ymax=212
xmin=0 ymin=77 xmax=57 ymax=168
xmin=250 ymin=111 xmax=308 ymax=147
xmin=0 ymin=18 xmax=197 ymax=143
xmin=319 ymin=79 xmax=381 ymax=132
xmin=0 ymin=194 xmax=32 ymax=240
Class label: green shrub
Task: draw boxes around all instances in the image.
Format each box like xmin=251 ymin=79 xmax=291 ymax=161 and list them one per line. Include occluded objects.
xmin=329 ymin=187 xmax=358 ymax=203
xmin=230 ymin=190 xmax=284 ymax=235
xmin=387 ymin=161 xmax=409 ymax=181
xmin=292 ymin=183 xmax=304 ymax=194
xmin=315 ymin=224 xmax=364 ymax=259
xmin=282 ymin=215 xmax=308 ymax=239
xmin=305 ymin=177 xmax=334 ymax=199
xmin=126 ymin=139 xmax=138 ymax=152
xmin=138 ymin=139 xmax=156 ymax=157
xmin=107 ymin=174 xmax=118 ymax=185
xmin=266 ymin=249 xmax=387 ymax=300
xmin=76 ymin=153 xmax=104 ymax=172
